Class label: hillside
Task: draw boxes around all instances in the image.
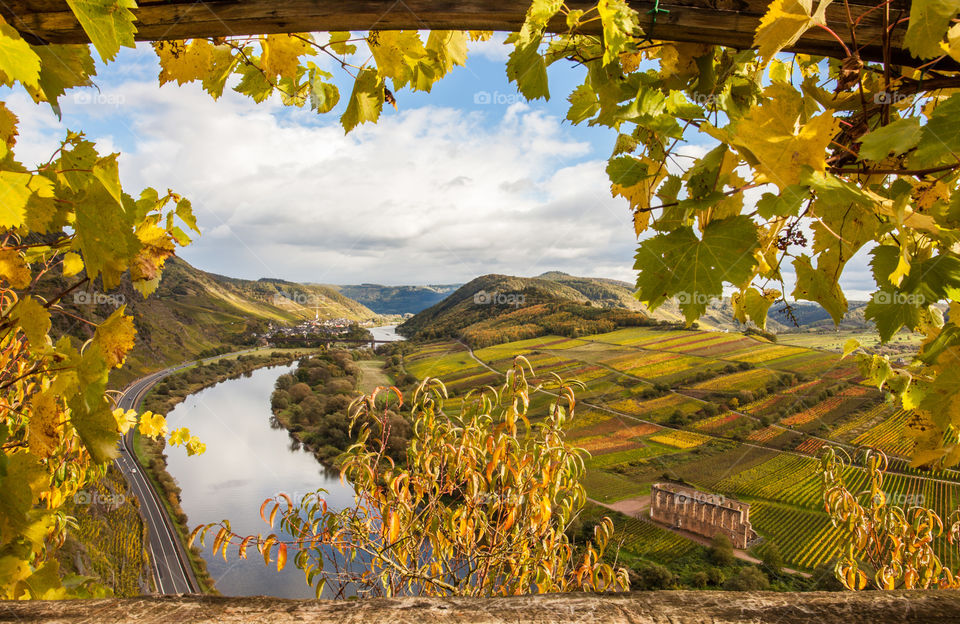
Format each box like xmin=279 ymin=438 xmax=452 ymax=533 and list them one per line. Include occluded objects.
xmin=48 ymin=256 xmax=377 ymax=385
xmin=397 ymin=273 xmax=657 ymax=346
xmin=396 ymin=270 xmax=894 ymax=349
xmin=331 ymin=283 xmax=461 ymax=315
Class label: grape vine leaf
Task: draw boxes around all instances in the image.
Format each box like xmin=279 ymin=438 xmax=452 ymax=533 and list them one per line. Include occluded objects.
xmin=0 ymin=171 xmax=33 ymax=228
xmin=0 ymin=249 xmax=30 ymax=288
xmin=341 ymin=69 xmax=384 ymax=133
xmin=0 ymin=19 xmax=41 ymax=89
xmin=858 ymin=117 xmax=922 ymax=161
xmin=0 ymin=452 xmax=46 ymax=543
xmin=13 ymin=296 xmax=50 ymax=346
xmin=909 ymin=93 xmax=960 ymax=168
xmin=27 ymin=45 xmax=96 ymax=116
xmin=905 ymin=0 xmax=960 ymax=59
xmin=598 ymin=0 xmax=640 ymax=65
xmin=507 ymin=37 xmax=549 ymax=101
xmin=793 ymin=254 xmax=847 ymax=323
xmin=729 ymin=85 xmax=838 ymax=187
xmin=732 ymin=287 xmax=780 ymax=329
xmin=261 ymin=34 xmax=314 ymax=82
xmin=634 ymin=216 xmax=759 ymax=322
xmin=157 ymin=40 xmax=216 ymax=86
xmin=64 ymin=0 xmax=137 ymax=62
xmin=519 ymin=0 xmax=563 ymax=45
xmin=753 ymin=0 xmax=833 ymax=62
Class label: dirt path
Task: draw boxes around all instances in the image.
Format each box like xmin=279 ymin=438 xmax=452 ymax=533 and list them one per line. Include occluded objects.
xmin=357 ymin=359 xmax=391 ymax=395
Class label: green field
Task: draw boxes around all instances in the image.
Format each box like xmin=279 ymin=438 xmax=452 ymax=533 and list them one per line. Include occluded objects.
xmin=397 ymin=326 xmax=960 ymax=574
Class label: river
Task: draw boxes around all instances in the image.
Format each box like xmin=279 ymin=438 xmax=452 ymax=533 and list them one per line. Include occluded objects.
xmin=162 ymin=363 xmax=354 ymax=598
xmin=369 ymin=324 xmax=404 ymax=342
xmin=162 ymin=327 xmax=404 ymax=597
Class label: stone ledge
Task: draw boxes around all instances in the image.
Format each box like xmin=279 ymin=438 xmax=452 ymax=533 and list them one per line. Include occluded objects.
xmin=3 ymin=591 xmax=960 ymax=623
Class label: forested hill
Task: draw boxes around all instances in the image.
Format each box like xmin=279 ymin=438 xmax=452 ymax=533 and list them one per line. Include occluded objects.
xmin=396 ymin=273 xmax=660 ymax=346
xmin=396 ymin=271 xmax=883 ymax=346
xmin=331 ymin=283 xmax=461 ymax=315
xmin=47 ymin=256 xmax=376 ymax=384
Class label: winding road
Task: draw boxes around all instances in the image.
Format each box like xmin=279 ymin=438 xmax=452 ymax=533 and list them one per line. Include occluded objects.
xmin=115 ymin=365 xmax=200 ymax=594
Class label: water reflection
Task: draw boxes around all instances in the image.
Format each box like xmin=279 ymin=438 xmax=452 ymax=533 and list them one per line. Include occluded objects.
xmin=162 ymin=363 xmax=356 ymax=598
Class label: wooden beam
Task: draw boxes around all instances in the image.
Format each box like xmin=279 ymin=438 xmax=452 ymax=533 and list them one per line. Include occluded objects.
xmin=0 ymin=0 xmax=933 ymax=67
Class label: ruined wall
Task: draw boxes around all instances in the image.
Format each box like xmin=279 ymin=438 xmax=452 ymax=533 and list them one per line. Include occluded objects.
xmin=650 ymin=483 xmax=758 ymax=548
xmin=4 ymin=591 xmax=960 ymax=623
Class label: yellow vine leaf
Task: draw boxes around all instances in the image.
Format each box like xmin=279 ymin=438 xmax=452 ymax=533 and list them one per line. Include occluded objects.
xmin=92 ymin=309 xmax=136 ymax=369
xmin=28 ymin=392 xmax=60 ymax=459
xmin=112 ymin=408 xmax=138 ymax=435
xmin=943 ymin=24 xmax=960 ymax=61
xmin=753 ymin=0 xmax=833 ymax=63
xmin=157 ymin=39 xmax=216 ymax=86
xmin=61 ymin=252 xmax=84 ymax=277
xmin=168 ymin=427 xmax=191 ymax=446
xmin=0 ymin=18 xmax=40 ymax=89
xmin=14 ymin=296 xmax=50 ymax=347
xmin=0 ymin=249 xmax=30 ymax=288
xmin=0 ymin=171 xmax=34 ymax=229
xmin=138 ymin=412 xmax=168 ymax=438
xmin=261 ymin=34 xmax=314 ymax=82
xmin=730 ymin=87 xmax=839 ymax=188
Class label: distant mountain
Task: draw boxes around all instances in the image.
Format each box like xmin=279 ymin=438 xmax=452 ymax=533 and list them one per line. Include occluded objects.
xmin=48 ymin=256 xmax=377 ymax=384
xmin=331 ymin=283 xmax=461 ymax=315
xmin=397 ymin=270 xmax=889 ymax=347
xmin=397 ymin=273 xmax=659 ymax=346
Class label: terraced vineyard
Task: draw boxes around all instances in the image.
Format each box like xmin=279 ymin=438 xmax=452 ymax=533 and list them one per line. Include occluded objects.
xmin=396 ymin=327 xmax=960 ymax=573
xmin=749 ymin=503 xmax=846 ymax=569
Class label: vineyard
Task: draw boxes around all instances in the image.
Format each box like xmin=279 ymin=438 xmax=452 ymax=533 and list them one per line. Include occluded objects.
xmin=749 ymin=503 xmax=846 ymax=569
xmin=396 ymin=326 xmax=960 ymax=573
xmin=852 ymin=409 xmax=916 ymax=457
xmin=649 ymin=430 xmax=711 ymax=449
xmin=59 ymin=467 xmax=149 ymax=596
xmin=614 ymin=517 xmax=701 ymax=560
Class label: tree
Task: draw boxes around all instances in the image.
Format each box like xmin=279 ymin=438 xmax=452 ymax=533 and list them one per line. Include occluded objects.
xmin=725 ymin=566 xmax=770 ymax=591
xmin=629 ymin=561 xmax=675 ymax=590
xmin=820 ymin=448 xmax=960 ymax=590
xmin=193 ymin=359 xmax=629 ymax=597
xmin=690 ymin=571 xmax=709 ymax=589
xmin=761 ymin=542 xmax=783 ymax=575
xmin=709 ymin=534 xmax=736 ymax=567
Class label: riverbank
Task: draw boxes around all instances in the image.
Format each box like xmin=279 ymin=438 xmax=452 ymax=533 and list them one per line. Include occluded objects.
xmin=270 ymin=351 xmax=398 ymax=467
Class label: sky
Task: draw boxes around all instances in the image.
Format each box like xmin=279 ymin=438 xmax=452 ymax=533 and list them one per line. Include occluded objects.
xmin=6 ymin=36 xmax=875 ymax=296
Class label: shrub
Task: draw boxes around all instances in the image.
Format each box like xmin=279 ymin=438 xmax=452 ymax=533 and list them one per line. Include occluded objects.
xmin=724 ymin=566 xmax=770 ymax=591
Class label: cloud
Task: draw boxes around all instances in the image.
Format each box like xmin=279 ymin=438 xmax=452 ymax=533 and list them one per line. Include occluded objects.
xmin=9 ymin=74 xmax=642 ymax=285
xmin=4 ymin=51 xmax=876 ymax=298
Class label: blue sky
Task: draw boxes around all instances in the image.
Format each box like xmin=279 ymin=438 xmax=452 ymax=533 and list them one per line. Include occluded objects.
xmin=6 ymin=36 xmax=874 ymax=296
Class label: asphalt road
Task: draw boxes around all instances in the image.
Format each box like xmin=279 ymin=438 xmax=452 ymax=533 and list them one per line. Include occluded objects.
xmin=115 ymin=364 xmax=200 ymax=594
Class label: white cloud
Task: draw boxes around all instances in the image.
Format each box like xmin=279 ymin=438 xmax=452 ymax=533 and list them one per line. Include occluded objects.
xmin=467 ymin=33 xmax=511 ymax=63
xmin=4 ymin=59 xmax=877 ymax=298
xmin=9 ymin=76 xmax=641 ymax=285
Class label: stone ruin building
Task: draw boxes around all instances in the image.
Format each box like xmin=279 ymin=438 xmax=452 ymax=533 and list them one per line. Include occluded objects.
xmin=650 ymin=482 xmax=758 ymax=549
